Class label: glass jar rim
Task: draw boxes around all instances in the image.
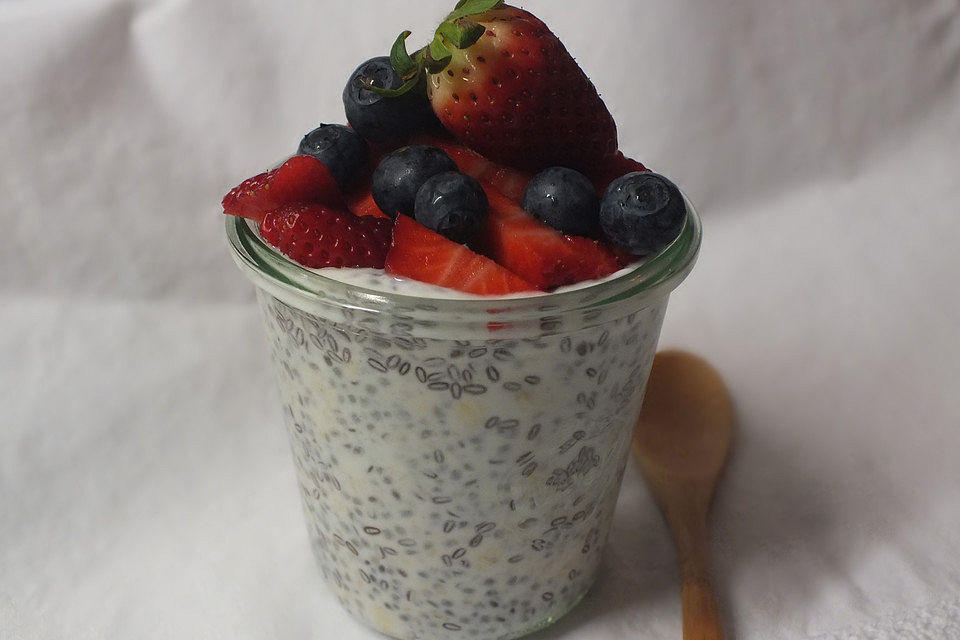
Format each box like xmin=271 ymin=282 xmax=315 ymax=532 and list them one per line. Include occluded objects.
xmin=225 ymin=194 xmax=701 ymax=323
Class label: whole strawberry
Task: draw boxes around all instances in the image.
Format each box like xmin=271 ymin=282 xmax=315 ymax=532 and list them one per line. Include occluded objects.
xmin=381 ymin=1 xmax=618 ymax=171
xmin=259 ymin=204 xmax=392 ymax=269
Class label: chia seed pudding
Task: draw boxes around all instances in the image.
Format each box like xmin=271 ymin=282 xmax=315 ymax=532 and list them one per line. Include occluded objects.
xmin=226 ymin=201 xmax=700 ymax=639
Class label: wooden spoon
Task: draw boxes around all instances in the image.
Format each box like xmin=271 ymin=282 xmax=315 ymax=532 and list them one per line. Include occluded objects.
xmin=633 ymin=350 xmax=734 ymax=640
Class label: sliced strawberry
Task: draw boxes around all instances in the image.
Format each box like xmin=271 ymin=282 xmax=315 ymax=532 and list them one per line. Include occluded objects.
xmin=385 ymin=215 xmax=539 ymax=296
xmin=589 ymin=151 xmax=650 ymax=194
xmin=345 ymin=185 xmax=389 ymax=219
xmin=259 ymin=203 xmax=392 ymax=269
xmin=343 ymin=144 xmax=395 ymax=219
xmin=222 ymin=155 xmax=342 ymax=223
xmin=413 ymin=134 xmax=531 ymax=201
xmin=480 ymin=185 xmax=620 ymax=290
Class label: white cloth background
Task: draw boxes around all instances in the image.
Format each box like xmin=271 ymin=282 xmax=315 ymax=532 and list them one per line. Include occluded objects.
xmin=2 ymin=0 xmax=959 ymax=638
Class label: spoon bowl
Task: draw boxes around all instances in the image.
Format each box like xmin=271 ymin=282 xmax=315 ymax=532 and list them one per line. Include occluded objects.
xmin=633 ymin=350 xmax=734 ymax=640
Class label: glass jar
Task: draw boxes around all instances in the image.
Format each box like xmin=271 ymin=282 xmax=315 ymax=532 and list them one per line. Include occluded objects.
xmin=225 ymin=198 xmax=700 ymax=640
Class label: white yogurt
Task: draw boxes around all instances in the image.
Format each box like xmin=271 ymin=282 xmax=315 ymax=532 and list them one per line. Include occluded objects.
xmin=257 ymin=266 xmax=667 ymax=639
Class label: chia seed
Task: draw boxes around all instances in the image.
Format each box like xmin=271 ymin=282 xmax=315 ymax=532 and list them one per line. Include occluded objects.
xmin=255 ymin=289 xmax=667 ymax=640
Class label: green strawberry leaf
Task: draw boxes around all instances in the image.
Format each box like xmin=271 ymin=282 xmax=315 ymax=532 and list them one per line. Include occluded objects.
xmin=367 ymin=71 xmax=422 ymax=98
xmin=447 ymin=0 xmax=503 ymax=21
xmin=438 ymin=18 xmax=486 ymax=49
xmin=390 ymin=31 xmax=418 ymax=79
xmin=425 ymin=36 xmax=452 ymax=73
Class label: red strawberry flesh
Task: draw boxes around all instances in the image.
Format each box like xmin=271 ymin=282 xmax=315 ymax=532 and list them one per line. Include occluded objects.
xmin=426 ymin=5 xmax=618 ymax=172
xmin=413 ymin=133 xmax=531 ymax=201
xmin=589 ymin=151 xmax=650 ymax=194
xmin=259 ymin=203 xmax=392 ymax=269
xmin=345 ymin=185 xmax=390 ymax=219
xmin=385 ymin=215 xmax=539 ymax=296
xmin=222 ymin=155 xmax=342 ymax=222
xmin=480 ymin=184 xmax=621 ymax=290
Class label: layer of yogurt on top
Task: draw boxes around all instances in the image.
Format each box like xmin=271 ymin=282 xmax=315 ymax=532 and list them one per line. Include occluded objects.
xmin=311 ymin=262 xmax=646 ymax=300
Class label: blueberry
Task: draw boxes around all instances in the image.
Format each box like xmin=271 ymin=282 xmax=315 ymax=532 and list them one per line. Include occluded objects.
xmin=415 ymin=172 xmax=488 ymax=244
xmin=521 ymin=167 xmax=599 ymax=236
xmin=297 ymin=124 xmax=369 ymax=189
xmin=600 ymin=172 xmax=686 ymax=255
xmin=343 ymin=56 xmax=437 ymax=143
xmin=372 ymin=145 xmax=457 ymax=218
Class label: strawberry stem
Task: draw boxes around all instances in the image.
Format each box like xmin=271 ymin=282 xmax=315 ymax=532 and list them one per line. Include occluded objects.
xmin=377 ymin=0 xmax=503 ymax=98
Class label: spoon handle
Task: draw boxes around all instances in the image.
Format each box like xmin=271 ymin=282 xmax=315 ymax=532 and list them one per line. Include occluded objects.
xmin=681 ymin=570 xmax=725 ymax=640
xmin=676 ymin=517 xmax=725 ymax=640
